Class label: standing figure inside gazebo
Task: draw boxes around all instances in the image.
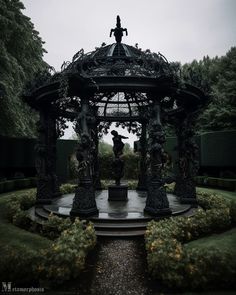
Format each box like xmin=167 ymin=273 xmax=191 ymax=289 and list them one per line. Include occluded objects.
xmin=108 ymin=130 xmax=129 ymax=199
xmin=111 ymin=130 xmax=128 ymax=158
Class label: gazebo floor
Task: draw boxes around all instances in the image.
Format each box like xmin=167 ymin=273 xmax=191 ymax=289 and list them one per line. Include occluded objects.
xmin=29 ymin=190 xmax=196 ymax=237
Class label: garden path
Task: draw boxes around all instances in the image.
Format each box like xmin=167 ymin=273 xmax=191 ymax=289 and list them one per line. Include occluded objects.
xmin=75 ymin=237 xmax=161 ymax=295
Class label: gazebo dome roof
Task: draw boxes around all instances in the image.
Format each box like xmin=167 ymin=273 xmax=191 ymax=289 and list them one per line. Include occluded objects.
xmin=24 ymin=16 xmax=207 ymax=121
xmin=61 ymin=42 xmax=173 ymax=80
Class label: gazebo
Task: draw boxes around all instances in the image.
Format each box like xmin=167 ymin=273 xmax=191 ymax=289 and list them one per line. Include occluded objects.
xmin=24 ymin=16 xmax=207 ymax=220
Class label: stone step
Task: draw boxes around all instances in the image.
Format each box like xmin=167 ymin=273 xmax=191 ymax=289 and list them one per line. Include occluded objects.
xmin=95 ymin=229 xmax=146 ymax=237
xmin=30 ymin=206 xmax=149 ymax=236
xmin=93 ymin=222 xmax=147 ymax=229
xmin=35 ymin=207 xmax=50 ymax=220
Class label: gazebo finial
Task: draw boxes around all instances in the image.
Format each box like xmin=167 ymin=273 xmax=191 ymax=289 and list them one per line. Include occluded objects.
xmin=110 ymin=15 xmax=128 ymax=43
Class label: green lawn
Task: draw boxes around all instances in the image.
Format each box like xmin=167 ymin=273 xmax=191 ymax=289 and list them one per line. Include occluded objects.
xmin=186 ymin=227 xmax=236 ymax=255
xmin=0 ymin=189 xmax=52 ymax=254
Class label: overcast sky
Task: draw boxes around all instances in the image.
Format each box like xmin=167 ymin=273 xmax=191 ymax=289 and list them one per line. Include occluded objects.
xmin=22 ymin=0 xmax=236 ymax=145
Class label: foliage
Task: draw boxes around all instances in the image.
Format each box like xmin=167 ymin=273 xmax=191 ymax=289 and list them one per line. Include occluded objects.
xmin=5 ymin=191 xmax=36 ymax=228
xmin=0 ymin=245 xmax=40 ymax=285
xmin=182 ymin=47 xmax=236 ymax=132
xmin=2 ymin=190 xmax=97 ymax=285
xmin=0 ymin=0 xmax=47 ymax=137
xmin=60 ymin=183 xmax=77 ymax=194
xmin=39 ymin=219 xmax=96 ymax=285
xmin=145 ymin=192 xmax=236 ymax=290
xmin=99 ymin=152 xmax=139 ymax=179
xmin=195 ymin=176 xmax=236 ymax=191
xmin=0 ymin=177 xmax=36 ymax=193
xmin=42 ymin=213 xmax=72 ymax=239
xmin=101 ymin=179 xmax=138 ymax=189
xmin=98 ymin=140 xmax=113 ymax=155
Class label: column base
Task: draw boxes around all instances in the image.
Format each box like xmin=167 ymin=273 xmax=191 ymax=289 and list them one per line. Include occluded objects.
xmin=35 ymin=199 xmax=52 ymax=205
xmin=180 ymin=197 xmax=198 ymax=206
xmin=144 ymin=182 xmax=172 ymax=216
xmin=108 ymin=184 xmax=128 ymax=201
xmin=144 ymin=206 xmax=172 ymax=217
xmin=136 ymin=185 xmax=148 ymax=191
xmin=70 ymin=207 xmax=98 ymax=217
xmin=70 ymin=183 xmax=98 ymax=217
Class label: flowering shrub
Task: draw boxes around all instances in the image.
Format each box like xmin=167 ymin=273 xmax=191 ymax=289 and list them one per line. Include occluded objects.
xmin=101 ymin=179 xmax=138 ymax=189
xmin=0 ymin=246 xmax=40 ymax=285
xmin=38 ymin=219 xmax=96 ymax=284
xmin=3 ymin=191 xmax=97 ymax=285
xmin=6 ymin=191 xmax=35 ymax=228
xmin=145 ymin=192 xmax=236 ymax=290
xmin=60 ymin=183 xmax=77 ymax=194
xmin=42 ymin=213 xmax=72 ymax=239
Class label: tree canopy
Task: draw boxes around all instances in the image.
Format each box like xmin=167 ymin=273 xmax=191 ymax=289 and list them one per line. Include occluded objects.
xmin=0 ymin=0 xmax=47 ymax=137
xmin=181 ymin=47 xmax=236 ymax=132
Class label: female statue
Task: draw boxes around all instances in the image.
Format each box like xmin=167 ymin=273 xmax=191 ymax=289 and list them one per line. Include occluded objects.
xmin=111 ymin=130 xmax=128 ymax=158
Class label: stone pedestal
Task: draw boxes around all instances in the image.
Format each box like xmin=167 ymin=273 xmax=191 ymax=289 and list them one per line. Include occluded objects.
xmin=144 ymin=182 xmax=172 ymax=216
xmin=108 ymin=185 xmax=128 ymax=201
xmin=70 ymin=180 xmax=98 ymax=217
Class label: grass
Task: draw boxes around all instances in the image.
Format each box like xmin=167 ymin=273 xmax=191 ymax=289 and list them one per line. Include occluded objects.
xmin=186 ymin=227 xmax=236 ymax=255
xmin=185 ymin=187 xmax=236 ymax=258
xmin=0 ymin=189 xmax=52 ymax=254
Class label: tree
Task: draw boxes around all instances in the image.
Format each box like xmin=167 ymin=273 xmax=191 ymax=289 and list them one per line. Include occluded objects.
xmin=0 ymin=0 xmax=47 ymax=137
xmin=181 ymin=47 xmax=236 ymax=132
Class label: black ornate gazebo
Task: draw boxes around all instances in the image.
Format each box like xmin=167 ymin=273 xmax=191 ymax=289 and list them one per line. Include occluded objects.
xmin=25 ymin=16 xmax=207 ymax=218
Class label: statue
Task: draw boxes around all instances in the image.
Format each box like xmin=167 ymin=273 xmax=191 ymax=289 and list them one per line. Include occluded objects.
xmin=110 ymin=15 xmax=128 ymax=43
xmin=110 ymin=130 xmax=128 ymax=185
xmin=111 ymin=130 xmax=128 ymax=158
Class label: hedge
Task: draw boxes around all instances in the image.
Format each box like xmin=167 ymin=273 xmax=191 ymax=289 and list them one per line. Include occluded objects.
xmin=195 ymin=176 xmax=236 ymax=191
xmin=1 ymin=191 xmax=97 ymax=286
xmin=98 ymin=153 xmax=139 ymax=179
xmin=0 ymin=177 xmax=37 ymax=194
xmin=145 ymin=192 xmax=236 ymax=290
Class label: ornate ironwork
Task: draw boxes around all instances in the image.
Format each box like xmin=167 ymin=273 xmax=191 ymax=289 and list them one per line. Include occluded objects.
xmin=70 ymin=99 xmax=98 ymax=217
xmin=174 ymin=112 xmax=200 ymax=204
xmin=144 ymin=101 xmax=172 ymax=216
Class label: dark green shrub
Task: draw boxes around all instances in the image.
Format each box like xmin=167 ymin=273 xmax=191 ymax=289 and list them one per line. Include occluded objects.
xmin=3 ymin=192 xmax=97 ymax=286
xmin=39 ymin=219 xmax=96 ymax=285
xmin=0 ymin=246 xmax=40 ymax=285
xmin=0 ymin=182 xmax=4 ymax=193
xmin=60 ymin=183 xmax=77 ymax=194
xmin=3 ymin=180 xmax=15 ymax=192
xmin=99 ymin=152 xmax=140 ymax=179
xmin=12 ymin=210 xmax=32 ymax=229
xmin=14 ymin=178 xmax=31 ymax=189
xmin=29 ymin=177 xmax=37 ymax=187
xmin=42 ymin=213 xmax=72 ymax=239
xmin=145 ymin=192 xmax=236 ymax=290
xmin=195 ymin=176 xmax=236 ymax=191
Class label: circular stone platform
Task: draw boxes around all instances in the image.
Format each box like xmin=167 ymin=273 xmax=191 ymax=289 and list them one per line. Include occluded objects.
xmin=45 ymin=190 xmax=191 ymax=218
xmin=31 ymin=190 xmax=194 ymax=236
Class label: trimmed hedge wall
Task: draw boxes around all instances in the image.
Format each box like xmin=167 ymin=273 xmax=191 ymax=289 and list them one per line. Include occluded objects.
xmin=196 ymin=176 xmax=236 ymax=191
xmin=0 ymin=177 xmax=37 ymax=194
xmin=99 ymin=153 xmax=139 ymax=179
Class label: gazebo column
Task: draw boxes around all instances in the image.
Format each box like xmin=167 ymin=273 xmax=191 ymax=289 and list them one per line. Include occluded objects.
xmin=144 ymin=100 xmax=172 ymax=216
xmin=35 ymin=108 xmax=60 ymax=204
xmin=70 ymin=98 xmax=98 ymax=217
xmin=174 ymin=114 xmax=199 ymax=205
xmin=137 ymin=121 xmax=148 ymax=190
xmin=93 ymin=129 xmax=102 ymax=190
xmin=47 ymin=115 xmax=61 ymax=198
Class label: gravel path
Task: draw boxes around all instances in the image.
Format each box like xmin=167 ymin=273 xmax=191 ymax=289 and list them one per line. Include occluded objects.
xmin=89 ymin=238 xmax=149 ymax=295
